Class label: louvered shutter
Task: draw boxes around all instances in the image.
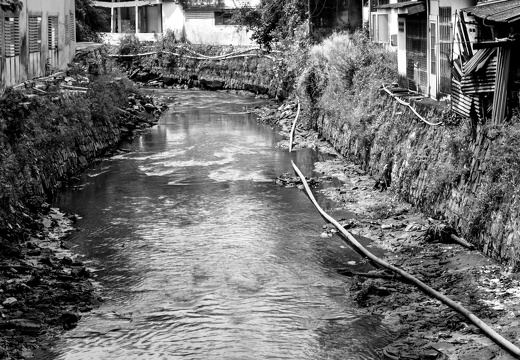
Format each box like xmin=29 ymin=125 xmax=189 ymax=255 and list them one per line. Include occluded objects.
xmin=4 ymin=17 xmax=20 ymax=57
xmin=69 ymin=12 xmax=74 ymax=42
xmin=29 ymin=16 xmax=42 ymax=53
xmin=65 ymin=14 xmax=69 ymax=44
xmin=48 ymin=16 xmax=58 ymax=50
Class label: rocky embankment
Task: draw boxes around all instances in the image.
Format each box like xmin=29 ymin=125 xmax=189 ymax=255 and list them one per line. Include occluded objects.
xmin=0 ymin=208 xmax=97 ymax=359
xmin=255 ymin=99 xmax=520 ymax=360
xmin=0 ymin=76 xmax=168 ymax=359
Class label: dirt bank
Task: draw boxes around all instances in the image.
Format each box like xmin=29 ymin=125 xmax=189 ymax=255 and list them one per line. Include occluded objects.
xmin=0 ymin=75 xmax=168 ymax=359
xmin=255 ymin=100 xmax=520 ymax=360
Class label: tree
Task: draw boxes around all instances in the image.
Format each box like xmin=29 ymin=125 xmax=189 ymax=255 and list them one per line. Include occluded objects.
xmin=232 ymin=0 xmax=307 ymax=49
xmin=0 ymin=0 xmax=22 ymax=12
xmin=75 ymin=0 xmax=110 ymax=42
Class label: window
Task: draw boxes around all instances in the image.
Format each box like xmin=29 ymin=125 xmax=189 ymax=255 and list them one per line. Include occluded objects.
xmin=29 ymin=16 xmax=42 ymax=53
xmin=214 ymin=11 xmax=237 ymax=25
xmin=378 ymin=14 xmax=389 ymax=43
xmin=372 ymin=13 xmax=389 ymax=43
xmin=398 ymin=20 xmax=405 ymax=33
xmin=4 ymin=16 xmax=20 ymax=57
xmin=48 ymin=16 xmax=58 ymax=50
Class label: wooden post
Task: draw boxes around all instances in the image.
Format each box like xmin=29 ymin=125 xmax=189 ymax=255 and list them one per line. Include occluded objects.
xmin=135 ymin=1 xmax=139 ymax=33
xmin=117 ymin=0 xmax=122 ymax=33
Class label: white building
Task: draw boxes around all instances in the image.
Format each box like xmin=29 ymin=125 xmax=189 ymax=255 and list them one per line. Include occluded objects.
xmin=366 ymin=0 xmax=477 ymax=99
xmin=93 ymin=0 xmax=258 ymax=46
xmin=0 ymin=0 xmax=76 ymax=88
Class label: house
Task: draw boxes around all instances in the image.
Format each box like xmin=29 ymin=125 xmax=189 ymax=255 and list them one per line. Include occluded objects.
xmin=366 ymin=0 xmax=477 ymax=100
xmin=451 ymin=0 xmax=520 ymax=123
xmin=310 ymin=0 xmax=363 ymax=32
xmin=0 ymin=0 xmax=76 ymax=88
xmin=95 ymin=0 xmax=363 ymax=46
xmin=93 ymin=0 xmax=259 ymax=46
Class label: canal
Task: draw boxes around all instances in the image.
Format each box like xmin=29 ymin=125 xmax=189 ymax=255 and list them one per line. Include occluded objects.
xmin=51 ymin=90 xmax=394 ymax=359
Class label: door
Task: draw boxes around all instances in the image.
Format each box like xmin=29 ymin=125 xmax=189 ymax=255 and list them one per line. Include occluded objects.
xmin=406 ymin=14 xmax=428 ymax=93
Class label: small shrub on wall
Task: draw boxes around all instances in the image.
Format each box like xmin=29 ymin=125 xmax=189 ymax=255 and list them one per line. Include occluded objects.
xmin=298 ymin=30 xmax=397 ymax=135
xmin=0 ymin=76 xmax=137 ymax=241
xmin=469 ymin=121 xmax=520 ymax=241
xmin=118 ymin=34 xmax=143 ymax=55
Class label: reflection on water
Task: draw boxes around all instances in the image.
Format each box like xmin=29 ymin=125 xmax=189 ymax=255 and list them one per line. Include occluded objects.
xmin=51 ymin=90 xmax=394 ymax=359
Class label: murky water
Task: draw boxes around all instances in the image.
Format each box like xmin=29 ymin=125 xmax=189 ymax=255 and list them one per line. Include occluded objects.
xmin=51 ymin=90 xmax=394 ymax=359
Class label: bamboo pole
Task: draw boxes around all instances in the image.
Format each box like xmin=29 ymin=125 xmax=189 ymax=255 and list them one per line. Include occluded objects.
xmin=289 ymin=99 xmax=301 ymax=152
xmin=291 ymin=160 xmax=520 ymax=358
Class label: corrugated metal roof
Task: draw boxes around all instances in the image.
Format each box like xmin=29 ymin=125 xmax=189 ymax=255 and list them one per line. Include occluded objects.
xmin=378 ymin=1 xmax=424 ymax=9
xmin=377 ymin=1 xmax=425 ymax=15
xmin=464 ymin=0 xmax=520 ymax=23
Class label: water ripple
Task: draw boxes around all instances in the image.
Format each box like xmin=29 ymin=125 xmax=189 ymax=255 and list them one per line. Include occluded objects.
xmin=52 ymin=89 xmax=395 ymax=360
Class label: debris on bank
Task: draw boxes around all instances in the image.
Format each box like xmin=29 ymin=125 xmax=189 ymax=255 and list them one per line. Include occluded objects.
xmin=0 ymin=206 xmax=99 ymax=359
xmin=263 ymin=99 xmax=520 ymax=360
xmin=253 ymin=100 xmax=337 ymax=153
xmin=275 ymin=172 xmax=321 ymax=188
xmin=0 ymin=60 xmax=168 ymax=358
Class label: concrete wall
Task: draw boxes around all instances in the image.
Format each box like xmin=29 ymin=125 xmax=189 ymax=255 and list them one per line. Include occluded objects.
xmin=162 ymin=2 xmax=184 ymax=39
xmin=0 ymin=0 xmax=75 ymax=88
xmin=102 ymin=1 xmax=257 ymax=45
xmin=184 ymin=15 xmax=255 ymax=46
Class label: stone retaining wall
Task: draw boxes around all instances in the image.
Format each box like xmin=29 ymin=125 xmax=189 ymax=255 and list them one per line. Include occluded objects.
xmin=29 ymin=118 xmax=123 ymax=198
xmin=316 ymin=95 xmax=520 ymax=268
xmin=127 ymin=54 xmax=287 ymax=99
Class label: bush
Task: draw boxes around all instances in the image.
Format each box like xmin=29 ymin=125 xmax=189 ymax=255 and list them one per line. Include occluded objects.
xmin=118 ymin=33 xmax=142 ymax=55
xmin=469 ymin=122 xmax=520 ymax=238
xmin=297 ymin=30 xmax=397 ymax=133
xmin=0 ymin=75 xmax=138 ymax=241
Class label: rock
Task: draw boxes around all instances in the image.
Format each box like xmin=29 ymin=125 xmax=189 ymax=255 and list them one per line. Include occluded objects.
xmin=26 ymin=275 xmax=40 ymax=287
xmin=26 ymin=249 xmax=41 ymax=256
xmin=161 ymin=76 xmax=175 ymax=86
xmin=210 ymin=80 xmax=224 ymax=90
xmin=61 ymin=256 xmax=73 ymax=265
xmin=39 ymin=257 xmax=56 ymax=267
xmin=144 ymin=103 xmax=156 ymax=112
xmin=459 ymin=347 xmax=495 ymax=360
xmin=72 ymin=267 xmax=90 ymax=278
xmin=42 ymin=218 xmax=52 ymax=228
xmin=10 ymin=319 xmax=41 ymax=334
xmin=2 ymin=297 xmax=17 ymax=307
xmin=66 ymin=213 xmax=79 ymax=223
xmin=135 ymin=71 xmax=152 ymax=83
xmin=420 ymin=349 xmax=441 ymax=360
xmin=60 ymin=312 xmax=81 ymax=330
